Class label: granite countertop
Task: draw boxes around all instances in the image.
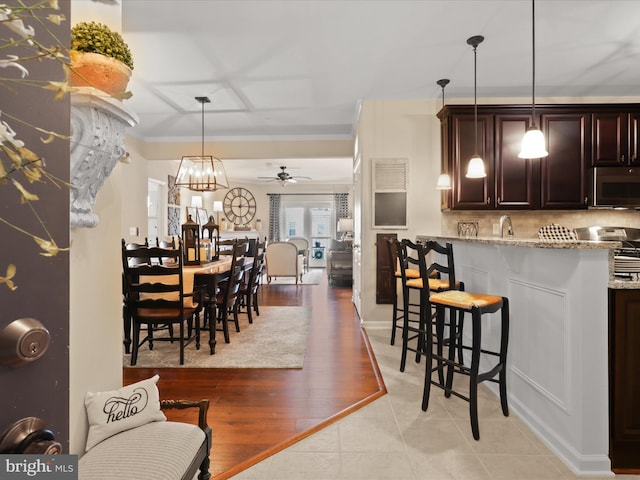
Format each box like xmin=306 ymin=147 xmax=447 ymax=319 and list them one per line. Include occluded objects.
xmin=417 ymin=234 xmax=620 ymax=250
xmin=416 ymin=234 xmax=640 ymax=289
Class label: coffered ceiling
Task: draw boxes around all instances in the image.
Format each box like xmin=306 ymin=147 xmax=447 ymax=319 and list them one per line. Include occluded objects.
xmin=120 ymin=0 xmax=640 ymax=182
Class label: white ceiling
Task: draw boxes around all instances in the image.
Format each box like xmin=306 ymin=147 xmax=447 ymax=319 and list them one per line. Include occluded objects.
xmin=120 ymin=0 xmax=640 ymax=182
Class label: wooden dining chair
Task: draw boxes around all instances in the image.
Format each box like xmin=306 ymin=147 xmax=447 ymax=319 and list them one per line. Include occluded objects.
xmin=216 ymin=264 xmax=244 ymax=343
xmin=121 ymin=238 xmax=152 ymax=354
xmin=238 ymin=250 xmax=264 ymax=324
xmin=121 ymin=242 xmax=202 ymax=365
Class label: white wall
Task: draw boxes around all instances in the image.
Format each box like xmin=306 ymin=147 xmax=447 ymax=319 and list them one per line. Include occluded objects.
xmin=356 ymin=98 xmax=443 ymax=328
xmin=69 ymin=0 xmax=125 ymax=455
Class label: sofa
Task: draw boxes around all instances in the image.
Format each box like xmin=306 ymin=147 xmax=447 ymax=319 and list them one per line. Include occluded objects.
xmin=327 ymin=240 xmax=352 ymax=285
xmin=78 ymin=376 xmax=211 ymax=480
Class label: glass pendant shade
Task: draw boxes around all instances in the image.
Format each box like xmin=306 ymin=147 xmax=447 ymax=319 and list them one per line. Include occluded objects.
xmin=175 ymin=155 xmax=229 ymax=192
xmin=518 ymin=125 xmax=548 ymax=158
xmin=466 ymin=155 xmax=487 ymax=178
xmin=436 ymin=173 xmax=452 ymax=189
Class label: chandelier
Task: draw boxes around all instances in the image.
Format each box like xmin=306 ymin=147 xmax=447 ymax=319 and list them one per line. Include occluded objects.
xmin=175 ymin=96 xmax=229 ymax=192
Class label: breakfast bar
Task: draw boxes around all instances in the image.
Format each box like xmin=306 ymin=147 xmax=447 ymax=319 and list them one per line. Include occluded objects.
xmin=416 ymin=235 xmax=622 ymax=476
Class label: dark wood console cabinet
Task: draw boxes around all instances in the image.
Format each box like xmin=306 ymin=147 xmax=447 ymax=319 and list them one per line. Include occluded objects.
xmin=609 ymin=288 xmax=640 ymax=472
xmin=439 ymin=103 xmax=640 ymax=211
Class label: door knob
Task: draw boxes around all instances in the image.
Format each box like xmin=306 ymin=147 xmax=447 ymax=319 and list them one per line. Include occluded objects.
xmin=0 ymin=417 xmax=61 ymax=454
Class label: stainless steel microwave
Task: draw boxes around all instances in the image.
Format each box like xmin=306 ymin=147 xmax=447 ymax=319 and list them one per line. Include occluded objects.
xmin=592 ymin=167 xmax=640 ymax=208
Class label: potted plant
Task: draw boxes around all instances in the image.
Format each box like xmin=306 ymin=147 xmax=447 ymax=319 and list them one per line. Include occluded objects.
xmin=70 ymin=21 xmax=134 ymax=97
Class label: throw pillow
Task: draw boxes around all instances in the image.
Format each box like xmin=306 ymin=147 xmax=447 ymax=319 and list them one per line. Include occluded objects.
xmin=84 ymin=374 xmax=166 ymax=451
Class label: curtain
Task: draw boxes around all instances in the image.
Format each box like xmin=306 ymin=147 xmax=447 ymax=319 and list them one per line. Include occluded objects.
xmin=334 ymin=193 xmax=349 ymax=239
xmin=268 ymin=194 xmax=280 ymax=242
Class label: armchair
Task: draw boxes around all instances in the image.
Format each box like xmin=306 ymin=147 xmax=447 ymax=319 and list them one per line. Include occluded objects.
xmin=265 ymin=241 xmax=304 ymax=284
xmin=286 ymin=237 xmax=309 ymax=272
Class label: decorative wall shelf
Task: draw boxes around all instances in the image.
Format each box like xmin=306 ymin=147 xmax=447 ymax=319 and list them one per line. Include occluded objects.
xmin=70 ymin=87 xmax=138 ymax=228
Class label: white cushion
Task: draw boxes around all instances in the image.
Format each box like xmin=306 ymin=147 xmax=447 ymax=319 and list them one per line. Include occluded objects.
xmin=79 ymin=421 xmax=205 ymax=480
xmin=84 ymin=375 xmax=166 ymax=452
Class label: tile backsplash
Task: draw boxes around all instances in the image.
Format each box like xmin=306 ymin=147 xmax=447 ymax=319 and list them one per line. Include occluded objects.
xmin=442 ymin=210 xmax=640 ymax=239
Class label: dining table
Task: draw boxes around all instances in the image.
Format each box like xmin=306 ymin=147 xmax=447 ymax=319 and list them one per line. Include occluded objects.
xmin=124 ymin=256 xmax=254 ymax=357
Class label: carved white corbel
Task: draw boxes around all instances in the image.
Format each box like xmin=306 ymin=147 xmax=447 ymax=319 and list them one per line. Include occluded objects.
xmin=70 ymin=88 xmax=138 ymax=228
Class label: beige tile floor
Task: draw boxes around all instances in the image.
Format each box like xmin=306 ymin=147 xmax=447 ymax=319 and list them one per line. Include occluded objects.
xmin=232 ymin=328 xmax=640 ymax=480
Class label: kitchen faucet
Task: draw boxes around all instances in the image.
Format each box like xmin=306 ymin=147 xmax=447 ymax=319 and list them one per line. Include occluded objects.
xmin=499 ymin=215 xmax=514 ymax=238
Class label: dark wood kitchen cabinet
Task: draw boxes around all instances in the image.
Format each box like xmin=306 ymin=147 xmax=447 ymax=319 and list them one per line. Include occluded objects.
xmin=495 ymin=114 xmax=540 ymax=209
xmin=439 ymin=105 xmax=587 ymax=210
xmin=443 ymin=109 xmax=494 ymax=209
xmin=592 ymin=111 xmax=640 ymax=167
xmin=609 ymin=288 xmax=640 ymax=471
xmin=540 ymin=112 xmax=590 ymax=209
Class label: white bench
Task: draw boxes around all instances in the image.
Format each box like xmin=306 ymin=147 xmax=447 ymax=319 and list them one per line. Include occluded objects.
xmin=79 ymin=399 xmax=211 ymax=480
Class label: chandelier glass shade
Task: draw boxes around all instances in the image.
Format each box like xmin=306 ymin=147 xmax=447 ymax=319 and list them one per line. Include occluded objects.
xmin=436 ymin=173 xmax=452 ymax=189
xmin=519 ymin=125 xmax=548 ymax=159
xmin=175 ymin=96 xmax=229 ymax=192
xmin=466 ymin=155 xmax=487 ymax=178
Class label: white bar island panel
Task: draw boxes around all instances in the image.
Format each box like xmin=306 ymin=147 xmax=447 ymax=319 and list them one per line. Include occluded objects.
xmin=416 ymin=236 xmax=614 ymax=477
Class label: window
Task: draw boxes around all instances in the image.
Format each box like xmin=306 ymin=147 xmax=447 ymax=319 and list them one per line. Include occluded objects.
xmin=372 ymin=158 xmax=408 ymax=229
xmin=284 ymin=207 xmax=304 ymax=238
xmin=281 ymin=197 xmax=335 ymax=266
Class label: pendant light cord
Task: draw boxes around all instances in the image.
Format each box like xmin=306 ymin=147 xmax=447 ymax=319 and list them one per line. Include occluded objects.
xmin=201 ymin=99 xmax=205 ymax=157
xmin=531 ymin=0 xmax=536 ymax=123
xmin=473 ymin=43 xmax=478 ymax=154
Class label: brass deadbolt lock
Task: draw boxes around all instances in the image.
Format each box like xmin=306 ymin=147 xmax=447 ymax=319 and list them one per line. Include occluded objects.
xmin=0 ymin=318 xmax=50 ymax=367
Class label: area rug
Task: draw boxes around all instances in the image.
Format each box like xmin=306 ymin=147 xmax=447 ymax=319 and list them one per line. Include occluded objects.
xmin=264 ymin=268 xmax=323 ymax=285
xmin=124 ymin=306 xmax=310 ymax=369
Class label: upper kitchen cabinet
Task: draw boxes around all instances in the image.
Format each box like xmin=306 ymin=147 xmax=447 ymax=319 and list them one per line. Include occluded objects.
xmin=439 ymin=104 xmax=601 ymax=211
xmin=495 ymin=114 xmax=540 ymax=209
xmin=445 ymin=109 xmax=494 ymax=209
xmin=540 ymin=112 xmax=590 ymax=209
xmin=592 ymin=108 xmax=640 ymax=167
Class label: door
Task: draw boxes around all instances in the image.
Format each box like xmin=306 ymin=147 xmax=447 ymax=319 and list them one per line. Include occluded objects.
xmin=540 ymin=112 xmax=589 ymax=209
xmin=1 ymin=0 xmax=70 ymax=451
xmin=376 ymin=233 xmax=397 ymax=304
xmin=592 ymin=112 xmax=627 ymax=166
xmin=352 ymin=151 xmax=362 ymax=315
xmin=495 ymin=114 xmax=540 ymax=209
xmin=451 ymin=113 xmax=494 ymax=209
xmin=148 ymin=179 xmax=165 ymax=242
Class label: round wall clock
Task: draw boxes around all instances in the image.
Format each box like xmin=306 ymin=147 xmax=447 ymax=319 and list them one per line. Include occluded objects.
xmin=223 ymin=187 xmax=257 ymax=225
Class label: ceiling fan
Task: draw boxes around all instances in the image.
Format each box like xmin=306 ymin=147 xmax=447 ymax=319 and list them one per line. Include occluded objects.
xmin=258 ymin=166 xmax=311 ymax=186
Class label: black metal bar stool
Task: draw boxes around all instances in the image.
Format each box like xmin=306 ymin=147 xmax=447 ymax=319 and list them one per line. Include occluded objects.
xmin=417 ymin=242 xmax=510 ymax=441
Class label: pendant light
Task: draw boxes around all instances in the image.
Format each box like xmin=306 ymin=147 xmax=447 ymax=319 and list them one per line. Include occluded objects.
xmin=175 ymin=96 xmax=230 ymax=192
xmin=518 ymin=0 xmax=548 ymax=159
xmin=465 ymin=35 xmax=486 ymax=179
xmin=436 ymin=78 xmax=452 ymax=190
